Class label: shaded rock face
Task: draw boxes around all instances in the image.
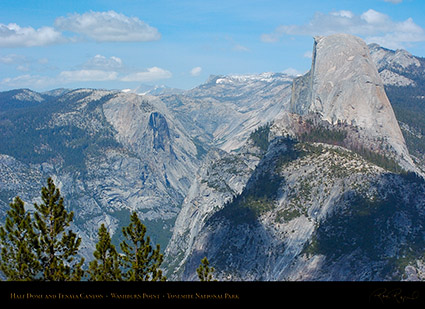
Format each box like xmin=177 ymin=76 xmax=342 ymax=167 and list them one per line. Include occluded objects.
xmin=163 ymin=147 xmax=261 ymax=279
xmin=3 ymin=34 xmax=425 ymax=282
xmin=160 ymin=73 xmax=293 ymax=152
xmin=369 ymin=42 xmax=425 ymax=172
xmin=368 ymin=43 xmax=425 ymax=89
xmin=0 ymin=89 xmax=200 ymax=257
xmin=167 ymin=34 xmax=425 ymax=282
xmin=149 ymin=112 xmax=171 ymax=152
xmin=369 ymin=43 xmax=421 ymax=72
xmin=0 ymin=73 xmax=292 ymax=260
xmin=290 ymin=34 xmax=413 ymax=170
xmin=174 ymin=134 xmax=425 ymax=282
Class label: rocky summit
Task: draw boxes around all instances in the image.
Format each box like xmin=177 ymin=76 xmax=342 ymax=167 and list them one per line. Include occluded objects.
xmin=290 ymin=34 xmax=413 ymax=171
xmin=2 ymin=33 xmax=425 ymax=281
xmin=164 ymin=34 xmax=425 ymax=281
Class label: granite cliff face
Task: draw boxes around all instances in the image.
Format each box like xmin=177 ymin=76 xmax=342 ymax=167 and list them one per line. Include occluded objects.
xmin=0 ymin=89 xmax=200 ymax=257
xmin=2 ymin=34 xmax=425 ymax=281
xmin=160 ymin=72 xmax=293 ymax=152
xmin=0 ymin=74 xmax=294 ymax=259
xmin=291 ymin=34 xmax=413 ymax=171
xmin=368 ymin=42 xmax=425 ymax=171
xmin=165 ymin=34 xmax=425 ymax=281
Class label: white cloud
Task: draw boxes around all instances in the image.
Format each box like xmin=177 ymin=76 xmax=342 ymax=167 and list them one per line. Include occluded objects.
xmin=0 ymin=54 xmax=27 ymax=64
xmin=121 ymin=67 xmax=172 ymax=82
xmin=383 ymin=0 xmax=402 ymax=3
xmin=1 ymin=58 xmax=172 ymax=89
xmin=1 ymin=74 xmax=56 ymax=89
xmin=330 ymin=10 xmax=354 ymax=19
xmin=260 ymin=33 xmax=281 ymax=43
xmin=261 ymin=9 xmax=425 ymax=49
xmin=233 ymin=44 xmax=250 ymax=52
xmin=1 ymin=69 xmax=118 ymax=89
xmin=0 ymin=23 xmax=63 ymax=47
xmin=38 ymin=58 xmax=49 ymax=65
xmin=16 ymin=65 xmax=30 ymax=72
xmin=0 ymin=54 xmax=52 ymax=73
xmin=0 ymin=10 xmax=160 ymax=48
xmin=282 ymin=68 xmax=303 ymax=76
xmin=360 ymin=9 xmax=391 ymax=26
xmin=190 ymin=66 xmax=202 ymax=76
xmin=55 ymin=10 xmax=161 ymax=42
xmin=303 ymin=51 xmax=312 ymax=59
xmin=84 ymin=54 xmax=123 ymax=70
xmin=59 ymin=69 xmax=118 ymax=82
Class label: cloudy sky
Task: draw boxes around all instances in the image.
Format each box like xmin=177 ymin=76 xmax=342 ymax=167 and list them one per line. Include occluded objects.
xmin=0 ymin=0 xmax=424 ymax=91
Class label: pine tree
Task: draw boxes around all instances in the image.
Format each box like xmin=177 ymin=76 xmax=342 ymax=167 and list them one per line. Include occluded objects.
xmin=33 ymin=177 xmax=84 ymax=281
xmin=88 ymin=224 xmax=122 ymax=281
xmin=196 ymin=257 xmax=217 ymax=281
xmin=120 ymin=212 xmax=166 ymax=281
xmin=0 ymin=197 xmax=41 ymax=280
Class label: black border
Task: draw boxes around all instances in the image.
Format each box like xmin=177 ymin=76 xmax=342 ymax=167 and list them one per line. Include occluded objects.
xmin=1 ymin=281 xmax=425 ymax=305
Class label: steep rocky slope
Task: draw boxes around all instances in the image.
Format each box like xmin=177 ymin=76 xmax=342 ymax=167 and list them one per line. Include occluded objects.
xmin=160 ymin=72 xmax=293 ymax=152
xmin=2 ymin=33 xmax=425 ymax=281
xmin=0 ymin=74 xmax=293 ymax=258
xmin=165 ymin=34 xmax=425 ymax=281
xmin=369 ymin=43 xmax=425 ymax=171
xmin=291 ymin=34 xmax=413 ymax=171
xmin=369 ymin=43 xmax=422 ymax=87
xmin=174 ymin=136 xmax=425 ymax=280
xmin=164 ymin=138 xmax=263 ymax=278
xmin=0 ymin=89 xmax=200 ymax=256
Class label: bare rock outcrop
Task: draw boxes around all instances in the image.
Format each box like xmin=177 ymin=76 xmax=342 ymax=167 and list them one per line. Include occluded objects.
xmin=290 ymin=34 xmax=414 ymax=171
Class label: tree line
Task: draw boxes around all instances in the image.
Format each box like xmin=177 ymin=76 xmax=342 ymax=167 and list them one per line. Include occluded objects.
xmin=0 ymin=177 xmax=215 ymax=281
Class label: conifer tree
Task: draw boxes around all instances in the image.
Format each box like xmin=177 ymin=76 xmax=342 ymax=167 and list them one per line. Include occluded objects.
xmin=88 ymin=223 xmax=122 ymax=281
xmin=196 ymin=257 xmax=217 ymax=281
xmin=33 ymin=177 xmax=84 ymax=281
xmin=120 ymin=212 xmax=166 ymax=281
xmin=0 ymin=197 xmax=40 ymax=280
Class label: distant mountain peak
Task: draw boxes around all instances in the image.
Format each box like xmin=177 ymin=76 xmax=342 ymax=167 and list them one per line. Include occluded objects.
xmin=368 ymin=42 xmax=421 ymax=70
xmin=122 ymin=84 xmax=183 ymax=96
xmin=368 ymin=43 xmax=424 ymax=88
xmin=205 ymin=72 xmax=293 ymax=85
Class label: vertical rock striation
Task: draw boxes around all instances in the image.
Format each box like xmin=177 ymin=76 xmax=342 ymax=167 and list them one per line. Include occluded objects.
xmin=166 ymin=34 xmax=425 ymax=281
xmin=290 ymin=34 xmax=414 ymax=171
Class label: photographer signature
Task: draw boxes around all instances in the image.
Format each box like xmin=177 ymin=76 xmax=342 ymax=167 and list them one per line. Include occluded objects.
xmin=370 ymin=288 xmax=420 ymax=304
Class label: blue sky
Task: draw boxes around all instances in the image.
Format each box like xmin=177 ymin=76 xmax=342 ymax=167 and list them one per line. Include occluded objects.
xmin=0 ymin=0 xmax=424 ymax=91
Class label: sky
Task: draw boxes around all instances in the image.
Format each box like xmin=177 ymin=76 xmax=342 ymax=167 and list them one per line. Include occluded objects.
xmin=0 ymin=0 xmax=424 ymax=92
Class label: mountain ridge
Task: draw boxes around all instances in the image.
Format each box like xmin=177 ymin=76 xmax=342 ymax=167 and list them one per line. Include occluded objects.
xmin=163 ymin=34 xmax=425 ymax=281
xmin=1 ymin=34 xmax=425 ymax=281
